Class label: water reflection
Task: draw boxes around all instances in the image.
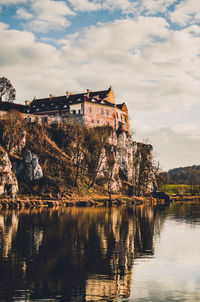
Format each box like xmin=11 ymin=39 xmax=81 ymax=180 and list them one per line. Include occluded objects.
xmin=0 ymin=203 xmax=199 ymax=301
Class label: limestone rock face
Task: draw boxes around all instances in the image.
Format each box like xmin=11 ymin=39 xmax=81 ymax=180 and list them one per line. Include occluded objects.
xmin=13 ymin=149 xmax=43 ymax=181
xmin=0 ymin=147 xmax=18 ymax=195
xmin=101 ymin=131 xmax=157 ymax=195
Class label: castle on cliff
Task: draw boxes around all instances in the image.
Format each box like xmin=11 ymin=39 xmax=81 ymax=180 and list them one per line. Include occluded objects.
xmin=0 ymin=87 xmax=130 ymax=133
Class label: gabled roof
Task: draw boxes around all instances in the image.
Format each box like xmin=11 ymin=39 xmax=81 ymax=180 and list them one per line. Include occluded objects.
xmin=116 ymin=103 xmax=128 ymax=114
xmin=30 ymin=87 xmax=113 ymax=105
xmin=29 ymin=87 xmax=116 ymax=113
xmin=30 ymin=94 xmax=85 ymax=107
xmin=0 ymin=101 xmax=26 ymax=113
xmin=89 ymin=88 xmax=112 ymax=100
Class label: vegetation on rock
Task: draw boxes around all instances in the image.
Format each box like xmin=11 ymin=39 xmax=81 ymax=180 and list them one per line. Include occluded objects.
xmin=0 ymin=77 xmax=16 ymax=102
xmin=0 ymin=111 xmax=156 ymax=198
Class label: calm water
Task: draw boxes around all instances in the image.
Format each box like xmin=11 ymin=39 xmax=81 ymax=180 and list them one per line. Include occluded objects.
xmin=0 ymin=203 xmax=200 ymax=302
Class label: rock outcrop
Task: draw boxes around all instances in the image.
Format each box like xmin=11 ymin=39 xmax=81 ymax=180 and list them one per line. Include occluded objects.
xmin=0 ymin=146 xmax=18 ymax=195
xmin=12 ymin=149 xmax=43 ymax=181
xmin=0 ymin=125 xmax=156 ymax=196
xmin=102 ymin=131 xmax=157 ymax=195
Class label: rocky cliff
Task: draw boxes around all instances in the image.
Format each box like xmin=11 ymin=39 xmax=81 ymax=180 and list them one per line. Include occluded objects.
xmin=0 ymin=146 xmax=18 ymax=195
xmin=103 ymin=131 xmax=157 ymax=195
xmin=0 ymin=118 xmax=156 ymax=196
xmin=12 ymin=149 xmax=43 ymax=181
xmin=0 ymin=146 xmax=43 ymax=196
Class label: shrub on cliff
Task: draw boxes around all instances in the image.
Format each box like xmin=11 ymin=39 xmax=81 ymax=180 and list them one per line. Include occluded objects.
xmin=0 ymin=110 xmax=25 ymax=153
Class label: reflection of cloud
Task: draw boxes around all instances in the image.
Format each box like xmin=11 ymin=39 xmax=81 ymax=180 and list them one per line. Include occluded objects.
xmin=131 ymin=219 xmax=200 ymax=301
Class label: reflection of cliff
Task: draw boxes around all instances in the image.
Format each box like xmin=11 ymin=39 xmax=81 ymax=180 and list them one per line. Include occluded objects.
xmin=0 ymin=206 xmax=162 ymax=301
xmin=0 ymin=211 xmax=18 ymax=258
xmin=85 ymin=208 xmax=135 ymax=301
xmin=134 ymin=206 xmax=155 ymax=256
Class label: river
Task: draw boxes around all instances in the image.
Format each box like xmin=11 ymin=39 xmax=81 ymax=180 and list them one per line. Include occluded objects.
xmin=0 ymin=202 xmax=200 ymax=301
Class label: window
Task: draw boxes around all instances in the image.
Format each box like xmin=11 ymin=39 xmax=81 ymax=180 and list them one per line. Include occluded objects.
xmin=89 ymin=107 xmax=92 ymax=113
xmin=36 ymin=108 xmax=39 ymax=111
xmin=101 ymin=109 xmax=103 ymax=115
xmin=72 ymin=110 xmax=76 ymax=114
xmin=107 ymin=122 xmax=109 ymax=125
xmin=97 ymin=120 xmax=99 ymax=124
xmin=63 ymin=105 xmax=67 ymax=108
xmin=78 ymin=109 xmax=81 ymax=114
xmin=92 ymin=120 xmax=94 ymax=123
xmin=106 ymin=110 xmax=109 ymax=116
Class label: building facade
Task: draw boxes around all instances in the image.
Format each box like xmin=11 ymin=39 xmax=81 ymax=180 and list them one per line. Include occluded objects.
xmin=0 ymin=87 xmax=130 ymax=133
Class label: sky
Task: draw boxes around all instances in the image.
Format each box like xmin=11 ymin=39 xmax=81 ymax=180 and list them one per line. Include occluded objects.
xmin=1 ymin=0 xmax=200 ymax=171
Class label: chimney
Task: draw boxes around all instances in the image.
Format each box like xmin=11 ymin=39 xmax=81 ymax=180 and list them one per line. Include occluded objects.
xmin=50 ymin=94 xmax=55 ymax=99
xmin=66 ymin=91 xmax=72 ymax=98
xmin=25 ymin=100 xmax=30 ymax=106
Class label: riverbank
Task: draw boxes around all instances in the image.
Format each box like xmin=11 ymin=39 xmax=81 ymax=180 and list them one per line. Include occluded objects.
xmin=170 ymin=195 xmax=200 ymax=202
xmin=1 ymin=193 xmax=200 ymax=209
xmin=0 ymin=193 xmax=159 ymax=209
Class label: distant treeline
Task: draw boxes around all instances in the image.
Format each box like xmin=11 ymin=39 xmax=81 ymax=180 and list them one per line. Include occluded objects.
xmin=157 ymin=165 xmax=200 ymax=195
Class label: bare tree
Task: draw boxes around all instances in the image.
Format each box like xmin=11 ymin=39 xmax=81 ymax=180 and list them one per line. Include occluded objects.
xmin=83 ymin=126 xmax=113 ymax=188
xmin=0 ymin=77 xmax=16 ymax=102
xmin=49 ymin=122 xmax=86 ymax=187
xmin=0 ymin=110 xmax=25 ymax=153
xmin=103 ymin=145 xmax=116 ymax=202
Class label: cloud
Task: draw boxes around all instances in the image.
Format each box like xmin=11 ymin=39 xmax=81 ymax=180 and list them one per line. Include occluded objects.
xmin=68 ymin=0 xmax=102 ymax=12
xmin=17 ymin=0 xmax=75 ymax=32
xmin=1 ymin=14 xmax=200 ymax=169
xmin=68 ymin=0 xmax=176 ymax=15
xmin=135 ymin=125 xmax=200 ymax=170
xmin=0 ymin=22 xmax=9 ymax=30
xmin=0 ymin=0 xmax=27 ymax=4
xmin=139 ymin=0 xmax=177 ymax=14
xmin=67 ymin=0 xmax=139 ymax=14
xmin=16 ymin=8 xmax=33 ymax=20
xmin=170 ymin=0 xmax=200 ymax=26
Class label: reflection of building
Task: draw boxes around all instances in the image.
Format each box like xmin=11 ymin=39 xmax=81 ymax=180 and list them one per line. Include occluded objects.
xmin=86 ymin=271 xmax=132 ymax=301
xmin=0 ymin=206 xmax=162 ymax=301
xmin=86 ymin=277 xmax=118 ymax=301
xmin=0 ymin=87 xmax=130 ymax=132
